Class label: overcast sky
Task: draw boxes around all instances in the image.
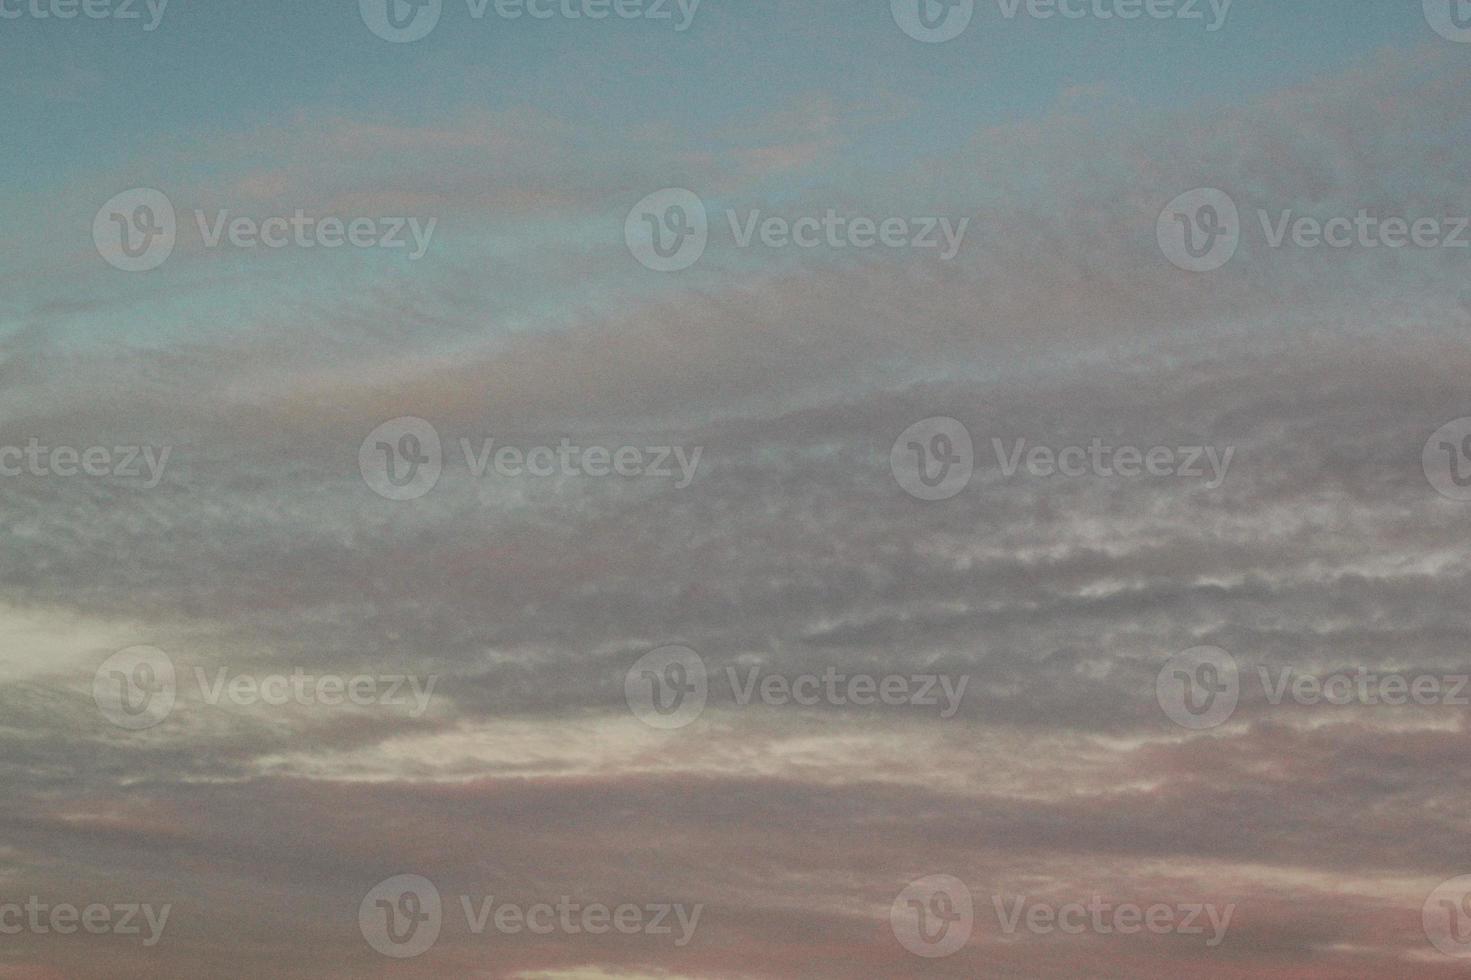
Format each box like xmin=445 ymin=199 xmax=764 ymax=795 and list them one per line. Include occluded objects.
xmin=4 ymin=2 xmax=1471 ymax=977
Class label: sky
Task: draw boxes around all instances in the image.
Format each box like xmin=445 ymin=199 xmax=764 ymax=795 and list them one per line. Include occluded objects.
xmin=4 ymin=1 xmax=1471 ymax=977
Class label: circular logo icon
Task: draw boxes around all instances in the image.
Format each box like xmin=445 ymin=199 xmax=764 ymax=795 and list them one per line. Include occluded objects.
xmin=1425 ymin=875 xmax=1471 ymax=956
xmin=625 ymin=645 xmax=708 ymax=729
xmin=93 ymin=189 xmax=176 ymax=272
xmin=1425 ymin=0 xmax=1471 ymax=42
xmin=360 ymin=0 xmax=442 ymax=42
xmin=360 ymin=875 xmax=443 ymax=958
xmin=1156 ymin=646 xmax=1239 ymax=730
xmin=891 ymin=875 xmax=973 ymax=958
xmin=93 ymin=646 xmax=176 ymax=730
xmin=1424 ymin=418 xmax=1471 ymax=501
xmin=891 ymin=418 xmax=973 ymax=501
xmin=1157 ymin=188 xmax=1240 ymax=272
xmin=891 ymin=0 xmax=974 ymax=43
xmin=360 ymin=417 xmax=442 ymax=501
xmin=625 ymin=189 xmax=708 ymax=272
